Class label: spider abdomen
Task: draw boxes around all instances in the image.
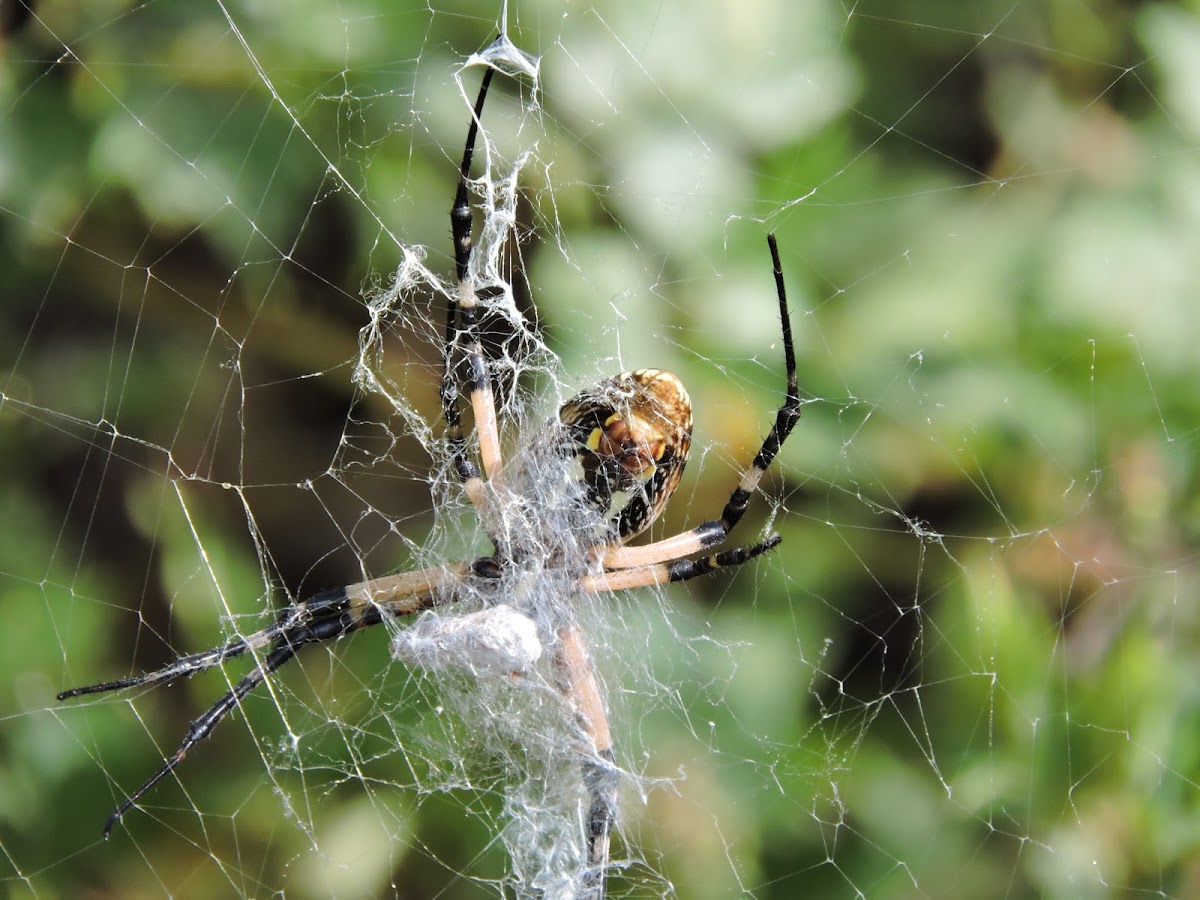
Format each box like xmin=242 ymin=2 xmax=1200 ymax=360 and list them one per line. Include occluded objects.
xmin=556 ymin=368 xmax=693 ymax=543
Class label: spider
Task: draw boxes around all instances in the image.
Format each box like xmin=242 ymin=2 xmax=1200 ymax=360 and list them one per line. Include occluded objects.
xmin=58 ymin=52 xmax=800 ymax=899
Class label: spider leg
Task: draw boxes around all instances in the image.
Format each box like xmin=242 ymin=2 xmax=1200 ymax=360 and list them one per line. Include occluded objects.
xmin=554 ymin=623 xmax=617 ymax=898
xmin=600 ymin=234 xmax=800 ymax=571
xmin=582 ymin=535 xmax=783 ymax=594
xmin=56 ymin=586 xmax=356 ymax=700
xmin=58 ymin=564 xmax=472 ymax=703
xmin=665 ymin=535 xmax=783 ymax=584
xmin=443 ymin=65 xmax=503 ymax=508
xmin=63 ymin=587 xmax=364 ymax=837
xmin=60 ymin=563 xmax=476 ymax=836
xmin=100 ymin=639 xmax=300 ymax=838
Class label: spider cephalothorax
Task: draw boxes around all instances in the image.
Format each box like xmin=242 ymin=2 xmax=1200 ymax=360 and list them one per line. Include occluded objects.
xmin=58 ymin=40 xmax=800 ymax=900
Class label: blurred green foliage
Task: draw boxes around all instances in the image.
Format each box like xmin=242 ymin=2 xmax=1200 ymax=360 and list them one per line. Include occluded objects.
xmin=3 ymin=1 xmax=1200 ymax=898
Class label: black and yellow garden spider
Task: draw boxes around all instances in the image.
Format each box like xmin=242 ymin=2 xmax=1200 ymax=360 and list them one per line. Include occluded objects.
xmin=58 ymin=45 xmax=800 ymax=899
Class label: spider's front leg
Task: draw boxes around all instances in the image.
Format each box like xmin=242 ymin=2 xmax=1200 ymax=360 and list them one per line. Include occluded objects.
xmin=443 ymin=65 xmax=504 ymax=512
xmin=542 ymin=234 xmax=800 ymax=893
xmin=598 ymin=233 xmax=800 ymax=573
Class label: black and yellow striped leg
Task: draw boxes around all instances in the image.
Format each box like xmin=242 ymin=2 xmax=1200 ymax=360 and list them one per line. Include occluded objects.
xmin=443 ymin=65 xmax=503 ymax=505
xmin=717 ymin=234 xmax=800 ymax=533
xmin=56 ymin=586 xmax=358 ymax=701
xmin=60 ymin=586 xmax=370 ymax=838
xmin=666 ymin=535 xmax=782 ymax=584
xmin=57 ymin=562 xmax=473 ymax=838
xmin=555 ymin=623 xmax=617 ymax=897
xmin=96 ymin=640 xmax=302 ymax=838
xmin=583 ymin=535 xmax=782 ymax=595
xmin=580 ymin=748 xmax=618 ymax=900
xmin=600 ymin=233 xmax=800 ymax=572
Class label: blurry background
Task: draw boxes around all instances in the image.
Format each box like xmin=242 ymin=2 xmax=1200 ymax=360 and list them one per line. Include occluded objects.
xmin=3 ymin=1 xmax=1200 ymax=898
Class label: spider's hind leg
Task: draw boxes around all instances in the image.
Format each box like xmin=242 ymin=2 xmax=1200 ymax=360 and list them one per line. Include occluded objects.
xmin=56 ymin=586 xmax=354 ymax=701
xmin=555 ymin=622 xmax=617 ymax=897
xmin=99 ymin=639 xmax=302 ymax=838
xmin=57 ymin=586 xmax=364 ymax=837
